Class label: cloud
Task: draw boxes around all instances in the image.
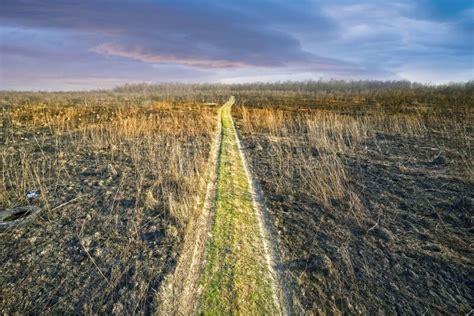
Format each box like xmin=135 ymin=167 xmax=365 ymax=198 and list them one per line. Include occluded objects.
xmin=319 ymin=1 xmax=473 ymax=73
xmin=0 ymin=0 xmax=330 ymax=69
xmin=1 ymin=0 xmax=473 ymax=90
xmin=0 ymin=27 xmax=212 ymax=91
xmin=92 ymin=43 xmax=252 ymax=68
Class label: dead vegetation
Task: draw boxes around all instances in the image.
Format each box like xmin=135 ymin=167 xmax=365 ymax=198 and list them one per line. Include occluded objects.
xmin=0 ymin=81 xmax=472 ymax=314
xmin=233 ymin=89 xmax=473 ymax=314
xmin=236 ymin=99 xmax=472 ymax=208
xmin=1 ymin=94 xmax=217 ymax=313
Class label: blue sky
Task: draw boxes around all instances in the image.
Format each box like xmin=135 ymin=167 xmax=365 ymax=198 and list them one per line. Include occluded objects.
xmin=1 ymin=0 xmax=473 ymax=90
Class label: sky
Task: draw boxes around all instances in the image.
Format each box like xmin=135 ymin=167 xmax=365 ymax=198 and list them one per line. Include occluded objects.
xmin=1 ymin=0 xmax=473 ymax=90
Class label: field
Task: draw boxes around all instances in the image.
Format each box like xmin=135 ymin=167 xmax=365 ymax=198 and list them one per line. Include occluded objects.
xmin=1 ymin=92 xmax=217 ymax=313
xmin=233 ymin=88 xmax=473 ymax=314
xmin=1 ymin=82 xmax=473 ymax=314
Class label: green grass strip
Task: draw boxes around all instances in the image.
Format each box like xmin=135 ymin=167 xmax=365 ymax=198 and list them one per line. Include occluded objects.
xmin=199 ymin=97 xmax=277 ymax=315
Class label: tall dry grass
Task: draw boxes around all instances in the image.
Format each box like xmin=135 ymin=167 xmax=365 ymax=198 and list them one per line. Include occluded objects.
xmin=236 ymin=103 xmax=472 ymax=207
xmin=1 ymin=97 xmax=217 ymax=313
xmin=232 ymin=87 xmax=473 ymax=316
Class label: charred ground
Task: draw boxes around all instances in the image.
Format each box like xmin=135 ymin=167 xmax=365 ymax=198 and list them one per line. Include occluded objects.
xmin=233 ymin=87 xmax=473 ymax=314
xmin=1 ymin=82 xmax=473 ymax=314
xmin=1 ymin=93 xmax=217 ymax=313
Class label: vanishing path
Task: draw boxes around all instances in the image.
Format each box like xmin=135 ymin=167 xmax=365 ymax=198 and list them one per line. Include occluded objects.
xmin=158 ymin=96 xmax=285 ymax=315
xmin=199 ymin=96 xmax=284 ymax=314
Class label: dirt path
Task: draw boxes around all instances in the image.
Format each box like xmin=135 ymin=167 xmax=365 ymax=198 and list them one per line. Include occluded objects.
xmin=232 ymin=108 xmax=292 ymax=315
xmin=199 ymin=97 xmax=286 ymax=314
xmin=157 ymin=100 xmax=223 ymax=315
xmin=158 ymin=96 xmax=286 ymax=315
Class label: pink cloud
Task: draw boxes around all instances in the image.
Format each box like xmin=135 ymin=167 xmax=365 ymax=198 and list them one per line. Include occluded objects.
xmin=93 ymin=43 xmax=252 ymax=68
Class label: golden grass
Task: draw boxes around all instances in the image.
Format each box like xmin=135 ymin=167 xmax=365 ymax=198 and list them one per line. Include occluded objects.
xmin=234 ymin=96 xmax=472 ymax=314
xmin=1 ymin=97 xmax=217 ymax=313
xmin=235 ymin=102 xmax=472 ymax=207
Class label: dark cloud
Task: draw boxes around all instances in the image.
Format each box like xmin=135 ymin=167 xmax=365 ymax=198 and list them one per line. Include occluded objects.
xmin=419 ymin=0 xmax=473 ymax=20
xmin=1 ymin=0 xmax=341 ymax=69
xmin=1 ymin=0 xmax=472 ymax=90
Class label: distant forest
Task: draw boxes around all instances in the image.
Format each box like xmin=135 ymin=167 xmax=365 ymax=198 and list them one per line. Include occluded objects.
xmin=112 ymin=80 xmax=474 ymax=94
xmin=1 ymin=80 xmax=472 ymax=109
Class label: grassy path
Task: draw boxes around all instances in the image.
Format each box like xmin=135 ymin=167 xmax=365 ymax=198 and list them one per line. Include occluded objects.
xmin=199 ymin=96 xmax=281 ymax=314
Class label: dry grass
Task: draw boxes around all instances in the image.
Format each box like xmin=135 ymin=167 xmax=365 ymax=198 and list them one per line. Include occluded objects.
xmin=233 ymin=94 xmax=473 ymax=314
xmin=236 ymin=103 xmax=472 ymax=208
xmin=1 ymin=96 xmax=217 ymax=313
xmin=1 ymin=85 xmax=472 ymax=314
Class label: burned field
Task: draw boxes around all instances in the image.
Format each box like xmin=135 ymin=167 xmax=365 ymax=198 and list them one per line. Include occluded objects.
xmin=0 ymin=83 xmax=473 ymax=314
xmin=234 ymin=89 xmax=473 ymax=314
xmin=0 ymin=93 xmax=217 ymax=313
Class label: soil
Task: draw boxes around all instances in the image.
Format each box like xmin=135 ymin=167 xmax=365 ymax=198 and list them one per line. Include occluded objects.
xmin=158 ymin=99 xmax=223 ymax=315
xmin=1 ymin=148 xmax=179 ymax=313
xmin=236 ymin=108 xmax=473 ymax=314
xmin=0 ymin=99 xmax=215 ymax=313
xmin=1 ymin=90 xmax=472 ymax=314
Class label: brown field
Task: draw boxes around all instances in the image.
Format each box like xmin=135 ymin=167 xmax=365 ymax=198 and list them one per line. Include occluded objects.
xmin=1 ymin=82 xmax=473 ymax=314
xmin=233 ymin=90 xmax=473 ymax=314
xmin=0 ymin=93 xmax=217 ymax=313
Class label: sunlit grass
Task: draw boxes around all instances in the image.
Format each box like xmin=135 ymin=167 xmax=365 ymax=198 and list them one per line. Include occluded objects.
xmin=199 ymin=99 xmax=277 ymax=315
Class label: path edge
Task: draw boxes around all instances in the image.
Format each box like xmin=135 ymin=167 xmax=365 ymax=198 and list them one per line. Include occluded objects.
xmin=156 ymin=101 xmax=224 ymax=315
xmin=229 ymin=100 xmax=293 ymax=315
